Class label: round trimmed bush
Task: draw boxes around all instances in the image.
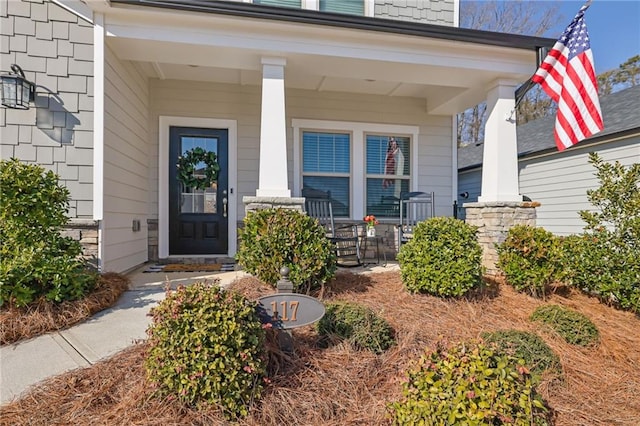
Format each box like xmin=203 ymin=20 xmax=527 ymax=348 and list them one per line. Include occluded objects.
xmin=481 ymin=330 xmax=561 ymax=378
xmin=316 ymin=301 xmax=395 ymax=354
xmin=145 ymin=282 xmax=267 ymax=419
xmin=236 ymin=208 xmax=336 ymax=293
xmin=397 ymin=217 xmax=483 ymax=297
xmin=497 ymin=225 xmax=562 ymax=298
xmin=389 ymin=341 xmax=549 ymax=425
xmin=530 ymin=305 xmax=599 ymax=346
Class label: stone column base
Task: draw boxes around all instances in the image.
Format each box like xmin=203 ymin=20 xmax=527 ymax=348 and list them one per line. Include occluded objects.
xmin=464 ymin=201 xmax=539 ymax=275
xmin=62 ymin=219 xmax=100 ymax=267
xmin=243 ymin=196 xmax=305 ymax=215
xmin=147 ymin=218 xmax=158 ymax=262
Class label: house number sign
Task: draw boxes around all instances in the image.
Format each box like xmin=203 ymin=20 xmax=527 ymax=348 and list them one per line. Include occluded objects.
xmin=256 ymin=293 xmax=325 ymax=330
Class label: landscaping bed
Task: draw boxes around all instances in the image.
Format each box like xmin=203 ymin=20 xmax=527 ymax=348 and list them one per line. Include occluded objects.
xmin=1 ymin=271 xmax=638 ymax=425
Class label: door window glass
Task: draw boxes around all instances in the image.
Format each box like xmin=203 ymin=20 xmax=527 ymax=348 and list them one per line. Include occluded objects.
xmin=180 ymin=136 xmax=218 ymax=214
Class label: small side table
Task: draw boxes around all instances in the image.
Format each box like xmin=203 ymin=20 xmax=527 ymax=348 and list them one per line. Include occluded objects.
xmin=361 ymin=234 xmax=387 ymax=267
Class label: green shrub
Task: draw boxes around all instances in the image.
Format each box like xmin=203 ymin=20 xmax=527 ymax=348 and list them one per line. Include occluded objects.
xmin=388 ymin=341 xmax=549 ymax=425
xmin=316 ymin=301 xmax=395 ymax=354
xmin=397 ymin=217 xmax=483 ymax=297
xmin=481 ymin=330 xmax=561 ymax=378
xmin=0 ymin=159 xmax=96 ymax=307
xmin=145 ymin=282 xmax=266 ymax=420
xmin=497 ymin=225 xmax=562 ymax=297
xmin=236 ymin=208 xmax=336 ymax=293
xmin=530 ymin=305 xmax=599 ymax=347
xmin=568 ymin=153 xmax=640 ymax=314
xmin=558 ymin=233 xmax=640 ymax=314
xmin=579 ymin=153 xmax=640 ymax=250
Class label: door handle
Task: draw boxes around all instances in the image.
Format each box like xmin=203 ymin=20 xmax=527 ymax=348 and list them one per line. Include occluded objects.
xmin=222 ymin=197 xmax=227 ymax=218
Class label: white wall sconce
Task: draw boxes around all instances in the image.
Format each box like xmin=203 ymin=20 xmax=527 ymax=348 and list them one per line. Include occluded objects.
xmin=1 ymin=64 xmax=35 ymax=110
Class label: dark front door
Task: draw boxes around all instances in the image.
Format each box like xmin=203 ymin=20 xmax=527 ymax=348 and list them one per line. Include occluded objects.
xmin=169 ymin=127 xmax=228 ymax=255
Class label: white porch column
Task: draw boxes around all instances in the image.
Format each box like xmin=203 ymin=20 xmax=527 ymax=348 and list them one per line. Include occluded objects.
xmin=478 ymin=79 xmax=521 ymax=202
xmin=256 ymin=57 xmax=290 ymax=198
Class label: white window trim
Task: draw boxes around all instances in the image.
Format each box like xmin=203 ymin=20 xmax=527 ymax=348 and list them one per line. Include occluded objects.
xmin=364 ymin=0 xmax=374 ymax=17
xmin=158 ymin=116 xmax=238 ymax=259
xmin=292 ymin=119 xmax=419 ymax=220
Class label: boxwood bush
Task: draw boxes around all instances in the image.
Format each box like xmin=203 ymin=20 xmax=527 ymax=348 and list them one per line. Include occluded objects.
xmin=0 ymin=159 xmax=96 ymax=307
xmin=497 ymin=225 xmax=562 ymax=298
xmin=397 ymin=217 xmax=483 ymax=297
xmin=145 ymin=282 xmax=267 ymax=420
xmin=530 ymin=305 xmax=599 ymax=347
xmin=316 ymin=301 xmax=395 ymax=354
xmin=389 ymin=341 xmax=549 ymax=425
xmin=236 ymin=208 xmax=336 ymax=293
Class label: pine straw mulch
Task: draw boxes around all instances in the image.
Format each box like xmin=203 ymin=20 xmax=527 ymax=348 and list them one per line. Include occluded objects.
xmin=0 ymin=272 xmax=130 ymax=345
xmin=1 ymin=271 xmax=639 ymax=425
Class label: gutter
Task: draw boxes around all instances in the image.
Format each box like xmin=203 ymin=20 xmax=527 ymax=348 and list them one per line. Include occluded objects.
xmin=111 ymin=0 xmax=555 ymax=51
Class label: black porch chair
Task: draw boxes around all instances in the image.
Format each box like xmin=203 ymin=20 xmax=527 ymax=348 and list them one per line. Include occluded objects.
xmin=305 ymin=198 xmax=362 ymax=267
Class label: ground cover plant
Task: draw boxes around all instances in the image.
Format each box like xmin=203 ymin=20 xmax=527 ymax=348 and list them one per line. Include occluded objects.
xmin=481 ymin=330 xmax=561 ymax=379
xmin=2 ymin=271 xmax=639 ymax=425
xmin=530 ymin=305 xmax=600 ymax=347
xmin=316 ymin=301 xmax=395 ymax=354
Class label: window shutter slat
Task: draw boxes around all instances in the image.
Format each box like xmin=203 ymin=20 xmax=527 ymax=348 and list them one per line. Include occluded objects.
xmin=319 ymin=0 xmax=364 ymax=16
xmin=255 ymin=0 xmax=302 ymax=8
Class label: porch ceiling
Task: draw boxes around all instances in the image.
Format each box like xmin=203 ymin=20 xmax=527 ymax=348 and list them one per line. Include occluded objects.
xmin=101 ymin=2 xmax=540 ymax=115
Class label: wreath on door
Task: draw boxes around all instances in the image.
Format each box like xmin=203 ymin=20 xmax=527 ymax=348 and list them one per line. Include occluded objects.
xmin=176 ymin=147 xmax=220 ymax=190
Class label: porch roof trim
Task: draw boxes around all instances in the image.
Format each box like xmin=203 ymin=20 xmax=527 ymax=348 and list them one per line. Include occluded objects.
xmin=111 ymin=0 xmax=555 ymax=51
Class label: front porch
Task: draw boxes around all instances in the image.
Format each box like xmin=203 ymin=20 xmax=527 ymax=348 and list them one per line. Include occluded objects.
xmin=89 ymin=1 xmax=547 ymax=273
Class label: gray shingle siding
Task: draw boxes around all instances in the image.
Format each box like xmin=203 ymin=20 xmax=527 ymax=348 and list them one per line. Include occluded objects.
xmin=374 ymin=0 xmax=455 ymax=25
xmin=0 ymin=0 xmax=94 ymax=219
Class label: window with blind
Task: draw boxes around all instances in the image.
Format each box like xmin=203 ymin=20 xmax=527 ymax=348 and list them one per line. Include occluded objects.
xmin=302 ymin=131 xmax=351 ymax=217
xmin=365 ymin=134 xmax=411 ymax=218
xmin=319 ymin=0 xmax=364 ymax=16
xmin=254 ymin=0 xmax=302 ymax=8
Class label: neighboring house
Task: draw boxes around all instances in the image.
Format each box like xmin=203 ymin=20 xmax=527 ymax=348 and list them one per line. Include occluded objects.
xmin=1 ymin=0 xmax=554 ymax=273
xmin=458 ymin=84 xmax=640 ymax=235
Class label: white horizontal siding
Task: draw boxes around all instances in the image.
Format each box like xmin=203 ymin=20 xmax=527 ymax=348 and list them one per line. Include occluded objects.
xmin=103 ymin=45 xmax=150 ymax=272
xmin=149 ymin=80 xmax=453 ymax=221
xmin=520 ymin=136 xmax=639 ymax=236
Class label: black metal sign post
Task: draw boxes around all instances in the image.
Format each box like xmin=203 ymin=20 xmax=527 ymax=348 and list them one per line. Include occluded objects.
xmin=256 ymin=267 xmax=326 ymax=353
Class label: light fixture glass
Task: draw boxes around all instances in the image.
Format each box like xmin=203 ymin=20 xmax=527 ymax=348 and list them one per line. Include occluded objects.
xmin=1 ymin=64 xmax=34 ymax=110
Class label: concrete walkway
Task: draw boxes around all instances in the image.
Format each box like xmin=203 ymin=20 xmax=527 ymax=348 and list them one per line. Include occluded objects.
xmin=0 ymin=266 xmax=249 ymax=405
xmin=0 ymin=263 xmax=395 ymax=405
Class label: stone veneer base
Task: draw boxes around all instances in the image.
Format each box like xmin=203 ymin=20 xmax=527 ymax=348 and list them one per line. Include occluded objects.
xmin=464 ymin=201 xmax=538 ymax=275
xmin=62 ymin=219 xmax=100 ymax=266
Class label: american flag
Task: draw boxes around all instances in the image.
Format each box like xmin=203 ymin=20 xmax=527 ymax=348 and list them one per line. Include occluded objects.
xmin=532 ymin=2 xmax=603 ymax=151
